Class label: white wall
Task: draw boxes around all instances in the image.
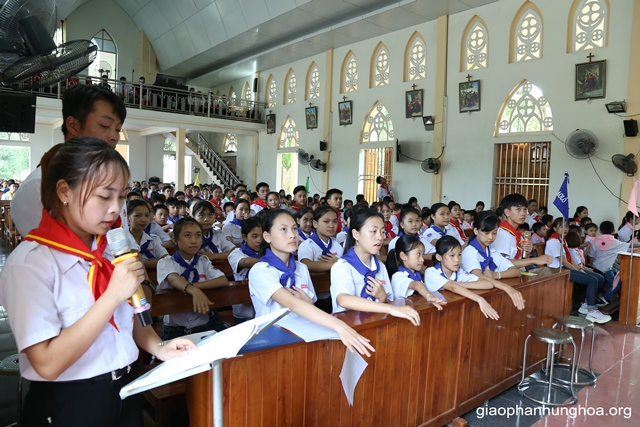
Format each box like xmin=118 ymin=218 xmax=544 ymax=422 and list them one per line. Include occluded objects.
xmin=65 ymin=0 xmax=141 ymax=81
xmin=145 ymin=135 xmax=165 ymax=181
xmin=29 ymin=123 xmax=57 ymax=168
xmin=443 ymin=0 xmax=633 ymax=223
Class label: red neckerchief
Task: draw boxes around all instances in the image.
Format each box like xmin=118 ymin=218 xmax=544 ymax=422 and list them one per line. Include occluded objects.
xmin=335 ymin=208 xmax=342 ymax=232
xmin=381 ymin=183 xmax=392 ymax=198
xmin=548 ymin=232 xmax=572 ymax=263
xmin=291 ymin=203 xmax=301 ymax=212
xmin=384 ymin=221 xmax=396 ymax=239
xmin=574 ymin=218 xmax=582 ymax=226
xmin=210 ymin=198 xmax=221 ymax=209
xmin=499 ymin=220 xmax=522 ymax=259
xmin=253 ymin=198 xmax=267 ymax=208
xmin=449 ymin=219 xmax=466 ymax=240
xmin=25 ymin=210 xmax=119 ymax=330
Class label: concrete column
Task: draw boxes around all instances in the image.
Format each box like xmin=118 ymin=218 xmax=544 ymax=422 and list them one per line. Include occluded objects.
xmin=431 ymin=15 xmax=448 ymax=205
xmin=175 ymin=127 xmax=186 ymax=190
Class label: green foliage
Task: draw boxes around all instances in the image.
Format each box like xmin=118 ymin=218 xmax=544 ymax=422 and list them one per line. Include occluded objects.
xmin=0 ymin=146 xmax=29 ymax=180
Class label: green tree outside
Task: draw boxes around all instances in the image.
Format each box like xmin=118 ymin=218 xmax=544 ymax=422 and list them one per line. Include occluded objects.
xmin=0 ymin=146 xmax=30 ymax=180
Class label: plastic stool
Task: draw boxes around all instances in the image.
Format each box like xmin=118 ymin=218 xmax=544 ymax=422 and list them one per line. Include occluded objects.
xmin=552 ymin=315 xmax=597 ymax=386
xmin=518 ymin=328 xmax=578 ymax=406
xmin=0 ymin=353 xmax=21 ymax=427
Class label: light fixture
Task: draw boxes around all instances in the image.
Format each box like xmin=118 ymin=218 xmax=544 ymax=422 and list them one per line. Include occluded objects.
xmin=605 ymin=100 xmax=626 ymax=113
xmin=422 ymin=116 xmax=434 ymax=131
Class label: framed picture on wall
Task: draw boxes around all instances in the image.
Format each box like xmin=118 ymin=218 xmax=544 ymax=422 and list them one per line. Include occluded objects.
xmin=266 ymin=113 xmax=276 ymax=134
xmin=405 ymin=89 xmax=423 ymax=118
xmin=305 ymin=106 xmax=318 ymax=129
xmin=338 ymin=100 xmax=352 ymax=125
xmin=459 ymin=80 xmax=480 ymax=112
xmin=575 ymin=60 xmax=606 ymax=100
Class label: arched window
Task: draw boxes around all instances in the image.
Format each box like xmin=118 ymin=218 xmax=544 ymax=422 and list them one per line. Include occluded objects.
xmin=404 ymin=32 xmax=426 ymax=81
xmin=341 ymin=51 xmax=358 ymax=93
xmin=89 ymin=29 xmax=117 ymax=79
xmin=306 ymin=62 xmax=320 ymax=100
xmin=266 ymin=75 xmax=276 ymax=108
xmin=569 ymin=0 xmax=608 ymax=52
xmin=362 ymin=102 xmax=395 ymax=143
xmin=277 ymin=116 xmax=299 ymax=195
xmin=461 ymin=16 xmax=489 ymax=71
xmin=223 ymin=134 xmax=238 ymax=153
xmin=495 ymin=79 xmax=553 ymax=135
xmin=285 ymin=69 xmax=297 ymax=104
xmin=510 ymin=2 xmax=543 ymax=63
xmin=371 ymin=43 xmax=390 ymax=87
xmin=242 ymin=81 xmax=251 ymax=101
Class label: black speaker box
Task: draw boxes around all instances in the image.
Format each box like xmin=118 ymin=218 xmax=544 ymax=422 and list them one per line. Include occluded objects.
xmin=624 ymin=119 xmax=638 ymax=137
xmin=0 ymin=92 xmax=36 ymax=133
xmin=253 ymin=78 xmax=258 ymax=93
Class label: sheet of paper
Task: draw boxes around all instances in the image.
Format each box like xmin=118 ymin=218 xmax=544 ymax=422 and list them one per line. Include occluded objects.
xmin=276 ymin=313 xmax=340 ymax=342
xmin=120 ymin=308 xmax=289 ymax=398
xmin=339 ymin=349 xmax=368 ymax=406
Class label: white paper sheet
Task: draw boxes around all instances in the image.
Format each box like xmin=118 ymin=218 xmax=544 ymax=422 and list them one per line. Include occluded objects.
xmin=339 ymin=349 xmax=368 ymax=406
xmin=275 ymin=313 xmax=340 ymax=342
xmin=120 ymin=308 xmax=289 ymax=398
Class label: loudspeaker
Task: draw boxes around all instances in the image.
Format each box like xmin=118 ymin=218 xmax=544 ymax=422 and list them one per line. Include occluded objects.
xmin=320 ymin=141 xmax=327 ymax=151
xmin=624 ymin=119 xmax=638 ymax=137
xmin=253 ymin=78 xmax=258 ymax=93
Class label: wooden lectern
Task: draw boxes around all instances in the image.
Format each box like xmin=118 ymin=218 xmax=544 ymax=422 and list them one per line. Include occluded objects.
xmin=619 ymin=253 xmax=640 ymax=325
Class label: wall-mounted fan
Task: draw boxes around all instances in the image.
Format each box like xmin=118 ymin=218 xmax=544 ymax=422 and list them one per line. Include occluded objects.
xmin=612 ymin=153 xmax=637 ymax=176
xmin=310 ymin=158 xmax=326 ymax=172
xmin=0 ymin=0 xmax=98 ymax=89
xmin=421 ymin=158 xmax=441 ymax=174
xmin=395 ymin=138 xmax=402 ymax=162
xmin=297 ymin=148 xmax=313 ymax=165
xmin=565 ymin=129 xmax=599 ymax=159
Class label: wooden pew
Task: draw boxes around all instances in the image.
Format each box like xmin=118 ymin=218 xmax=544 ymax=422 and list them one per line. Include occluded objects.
xmin=150 ymin=272 xmax=332 ymax=317
xmin=145 ymin=256 xmax=236 ymax=285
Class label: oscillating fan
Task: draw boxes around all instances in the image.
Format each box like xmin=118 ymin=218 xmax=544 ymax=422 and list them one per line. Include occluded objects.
xmin=421 ymin=158 xmax=441 ymax=174
xmin=297 ymin=148 xmax=313 ymax=166
xmin=0 ymin=0 xmax=98 ymax=89
xmin=310 ymin=158 xmax=326 ymax=172
xmin=565 ymin=129 xmax=599 ymax=159
xmin=612 ymin=153 xmax=638 ymax=176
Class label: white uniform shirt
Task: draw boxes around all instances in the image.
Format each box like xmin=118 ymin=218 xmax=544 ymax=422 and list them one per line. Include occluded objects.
xmin=388 ymin=234 xmax=435 ymax=254
xmin=389 ymin=215 xmax=400 ymax=234
xmin=391 ymin=270 xmax=420 ymax=299
xmin=125 ymin=229 xmax=168 ymax=260
xmin=248 ymin=261 xmax=317 ymax=317
xmin=526 ymin=212 xmax=539 ymax=229
xmin=297 ymin=237 xmax=344 ymax=261
xmin=227 ymin=247 xmax=257 ymax=319
xmin=544 ymin=238 xmax=564 ymax=269
xmin=617 ymin=224 xmax=634 ymax=243
xmin=423 ymin=265 xmax=478 ymax=293
xmin=250 ymin=203 xmax=264 ymax=214
xmin=422 ymin=226 xmax=452 ymax=245
xmin=201 ymin=231 xmax=236 ymax=253
xmin=157 ymin=255 xmax=225 ymax=327
xmin=330 ymin=257 xmax=393 ymax=313
xmin=0 ymin=240 xmax=139 ymax=381
xmin=376 ymin=185 xmax=393 ymax=200
xmin=462 ymin=243 xmax=514 ymax=273
xmin=492 ymin=228 xmax=519 ymax=260
xmin=221 ymin=222 xmax=243 ymax=245
xmin=148 ymin=222 xmax=172 ymax=242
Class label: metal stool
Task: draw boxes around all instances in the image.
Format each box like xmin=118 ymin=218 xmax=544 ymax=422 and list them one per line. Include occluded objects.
xmin=552 ymin=315 xmax=597 ymax=386
xmin=518 ymin=328 xmax=578 ymax=406
xmin=0 ymin=353 xmax=21 ymax=427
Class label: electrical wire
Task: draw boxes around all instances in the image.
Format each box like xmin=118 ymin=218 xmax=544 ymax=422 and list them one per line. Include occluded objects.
xmin=399 ymin=144 xmax=445 ymax=163
xmin=587 ymin=155 xmax=637 ymax=207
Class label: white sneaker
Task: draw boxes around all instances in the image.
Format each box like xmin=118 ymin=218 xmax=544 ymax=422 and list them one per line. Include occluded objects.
xmin=578 ymin=303 xmax=589 ymax=314
xmin=586 ymin=310 xmax=612 ymax=324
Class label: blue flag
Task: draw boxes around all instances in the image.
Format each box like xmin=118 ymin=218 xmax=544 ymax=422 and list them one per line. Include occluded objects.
xmin=553 ymin=172 xmax=570 ymax=219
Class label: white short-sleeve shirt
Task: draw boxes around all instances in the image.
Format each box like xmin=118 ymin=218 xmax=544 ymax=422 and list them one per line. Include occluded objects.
xmin=0 ymin=240 xmax=139 ymax=381
xmin=446 ymin=224 xmax=466 ymax=245
xmin=157 ymin=255 xmax=225 ymax=328
xmin=617 ymin=224 xmax=634 ymax=243
xmin=221 ymin=222 xmax=243 ymax=246
xmin=389 ymin=215 xmax=399 ymax=234
xmin=461 ymin=243 xmax=514 ymax=273
xmin=149 ymin=222 xmax=172 ymax=242
xmin=588 ymin=237 xmax=630 ymax=271
xmin=491 ymin=228 xmax=519 ymax=260
xmin=201 ymin=231 xmax=236 ymax=253
xmin=544 ymin=238 xmax=563 ymax=269
xmin=391 ymin=270 xmax=419 ymax=299
xmin=423 ymin=265 xmax=478 ymax=293
xmin=248 ymin=261 xmax=317 ymax=317
xmin=125 ymin=229 xmax=168 ymax=260
xmin=330 ymin=257 xmax=393 ymax=313
xmin=297 ymin=237 xmax=344 ymax=261
xmin=226 ymin=248 xmax=257 ymax=319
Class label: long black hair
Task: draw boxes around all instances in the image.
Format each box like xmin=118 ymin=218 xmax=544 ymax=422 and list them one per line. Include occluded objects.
xmin=343 ymin=208 xmax=384 ymax=253
xmin=385 ymin=234 xmax=424 ymax=276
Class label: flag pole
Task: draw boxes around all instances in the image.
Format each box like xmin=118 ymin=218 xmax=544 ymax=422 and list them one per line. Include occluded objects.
xmin=624 ymin=177 xmax=639 ymax=324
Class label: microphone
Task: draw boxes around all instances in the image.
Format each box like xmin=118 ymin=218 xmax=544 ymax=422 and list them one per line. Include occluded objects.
xmin=106 ymin=228 xmax=153 ymax=327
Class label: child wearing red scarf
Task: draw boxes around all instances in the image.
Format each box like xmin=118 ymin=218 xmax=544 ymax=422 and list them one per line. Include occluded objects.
xmin=0 ymin=139 xmax=194 ymax=426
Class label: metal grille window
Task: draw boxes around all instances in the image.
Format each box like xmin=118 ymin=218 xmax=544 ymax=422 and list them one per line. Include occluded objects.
xmin=494 ymin=142 xmax=551 ymax=208
xmin=285 ymin=70 xmax=297 ymax=104
xmin=307 ymin=63 xmax=320 ymax=100
xmin=513 ymin=7 xmax=543 ymax=62
xmin=497 ymin=80 xmax=553 ymax=135
xmin=267 ymin=76 xmax=276 ymax=108
xmin=373 ymin=45 xmax=390 ymax=87
xmin=464 ymin=19 xmax=488 ymax=70
xmin=406 ymin=34 xmax=426 ymax=81
xmin=224 ymin=134 xmax=237 ymax=153
xmin=360 ymin=147 xmax=393 ymax=205
xmin=343 ymin=53 xmax=358 ymax=93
